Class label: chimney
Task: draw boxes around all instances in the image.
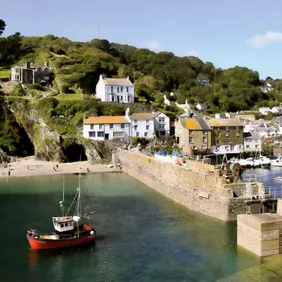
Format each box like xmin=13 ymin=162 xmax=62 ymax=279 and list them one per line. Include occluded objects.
xmin=25 ymin=61 xmax=31 ymax=69
xmin=126 ymin=76 xmax=130 ymax=80
xmin=125 ymin=107 xmax=130 ymax=117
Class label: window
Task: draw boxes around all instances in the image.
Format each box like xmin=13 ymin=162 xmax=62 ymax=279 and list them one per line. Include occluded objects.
xmin=225 ymin=146 xmax=229 ymax=150
xmin=97 ymin=132 xmax=104 ymax=137
xmin=246 ymin=145 xmax=250 ymax=148
xmin=159 ymin=118 xmax=165 ymax=122
xmin=146 ymin=125 xmax=149 ymax=130
xmin=113 ymin=132 xmax=124 ymax=138
xmin=226 ymin=126 xmax=229 ymax=131
xmin=134 ymin=120 xmax=137 ymax=123
xmin=236 ymin=131 xmax=240 ymax=136
xmin=203 ymin=137 xmax=207 ymax=144
xmin=216 ymin=140 xmax=220 ymax=145
xmin=110 ymin=124 xmax=113 ymax=129
xmin=89 ymin=132 xmax=96 ymax=137
xmin=126 ymin=87 xmax=129 ymax=92
xmin=117 ymin=86 xmax=120 ymax=92
xmin=136 ymin=132 xmax=140 ymax=137
xmin=146 ymin=120 xmax=149 ymax=123
xmin=15 ymin=68 xmax=20 ymax=73
xmin=203 ymin=131 xmax=207 ymax=135
xmin=121 ymin=86 xmax=123 ymax=92
xmin=121 ymin=124 xmax=125 ymax=128
xmin=90 ymin=125 xmax=94 ymax=130
xmin=225 ymin=133 xmax=229 ymax=137
xmin=15 ymin=75 xmax=19 ymax=80
xmin=134 ymin=125 xmax=138 ymax=130
xmin=144 ymin=132 xmax=148 ymax=137
xmin=111 ymin=86 xmax=113 ymax=92
xmin=99 ymin=124 xmax=103 ymax=129
xmin=128 ymin=96 xmax=131 ymax=102
xmin=255 ymin=145 xmax=258 ymax=148
xmin=189 ymin=137 xmax=193 ymax=143
xmin=160 ymin=131 xmax=165 ymax=136
xmin=112 ymin=95 xmax=115 ymax=102
xmin=120 ymin=96 xmax=123 ymax=102
xmin=160 ymin=125 xmax=165 ymax=129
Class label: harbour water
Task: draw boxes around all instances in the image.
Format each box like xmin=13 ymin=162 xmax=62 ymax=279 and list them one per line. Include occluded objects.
xmin=0 ymin=171 xmax=281 ymax=282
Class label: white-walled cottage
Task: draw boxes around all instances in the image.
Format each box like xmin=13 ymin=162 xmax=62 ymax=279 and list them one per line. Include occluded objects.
xmin=83 ymin=115 xmax=131 ymax=142
xmin=244 ymin=132 xmax=262 ymax=152
xmin=153 ymin=112 xmax=170 ymax=137
xmin=129 ymin=113 xmax=155 ymax=139
xmin=95 ymin=75 xmax=134 ymax=103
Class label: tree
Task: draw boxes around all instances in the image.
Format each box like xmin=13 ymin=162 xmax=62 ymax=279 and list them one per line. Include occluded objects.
xmin=0 ymin=19 xmax=5 ymax=35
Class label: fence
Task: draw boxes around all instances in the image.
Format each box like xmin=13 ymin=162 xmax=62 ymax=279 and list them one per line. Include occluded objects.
xmin=243 ymin=174 xmax=257 ymax=183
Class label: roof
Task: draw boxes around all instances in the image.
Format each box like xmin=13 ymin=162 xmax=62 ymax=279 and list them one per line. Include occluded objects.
xmin=180 ymin=117 xmax=210 ymax=130
xmin=207 ymin=118 xmax=243 ymax=127
xmin=130 ymin=113 xmax=153 ymax=120
xmin=83 ymin=116 xmax=130 ymax=124
xmin=103 ymin=78 xmax=133 ymax=86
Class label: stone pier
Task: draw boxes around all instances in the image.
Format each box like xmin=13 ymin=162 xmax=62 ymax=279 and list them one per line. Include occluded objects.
xmin=114 ymin=151 xmax=271 ymax=221
xmin=237 ymin=199 xmax=282 ymax=257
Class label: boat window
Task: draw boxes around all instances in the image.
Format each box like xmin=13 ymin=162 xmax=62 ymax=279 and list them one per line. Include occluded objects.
xmin=60 ymin=224 xmax=63 ymax=228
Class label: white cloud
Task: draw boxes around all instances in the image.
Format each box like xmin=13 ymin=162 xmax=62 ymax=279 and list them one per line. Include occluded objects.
xmin=247 ymin=31 xmax=282 ymax=49
xmin=184 ymin=49 xmax=199 ymax=57
xmin=145 ymin=40 xmax=163 ymax=52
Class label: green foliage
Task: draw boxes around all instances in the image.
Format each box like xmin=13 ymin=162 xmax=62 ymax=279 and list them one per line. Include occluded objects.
xmin=11 ymin=84 xmax=25 ymax=96
xmin=0 ymin=19 xmax=5 ymax=35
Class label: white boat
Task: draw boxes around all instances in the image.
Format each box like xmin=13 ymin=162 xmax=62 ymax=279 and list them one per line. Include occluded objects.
xmin=274 ymin=176 xmax=282 ymax=181
xmin=271 ymin=157 xmax=282 ymax=167
xmin=238 ymin=157 xmax=254 ymax=167
xmin=253 ymin=156 xmax=271 ymax=167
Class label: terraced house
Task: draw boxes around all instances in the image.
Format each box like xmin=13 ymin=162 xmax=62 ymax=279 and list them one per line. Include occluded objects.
xmin=175 ymin=116 xmax=211 ymax=155
xmin=207 ymin=118 xmax=244 ymax=154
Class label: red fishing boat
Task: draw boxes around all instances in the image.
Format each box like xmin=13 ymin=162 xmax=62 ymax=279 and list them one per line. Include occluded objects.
xmin=26 ymin=174 xmax=96 ymax=250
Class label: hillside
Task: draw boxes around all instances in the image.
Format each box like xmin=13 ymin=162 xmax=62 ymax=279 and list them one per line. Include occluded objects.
xmin=1 ymin=18 xmax=282 ymax=161
xmin=1 ymin=31 xmax=282 ymax=113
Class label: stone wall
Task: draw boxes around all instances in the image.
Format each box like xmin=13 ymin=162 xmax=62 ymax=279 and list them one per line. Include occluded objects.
xmin=115 ymin=150 xmax=250 ymax=221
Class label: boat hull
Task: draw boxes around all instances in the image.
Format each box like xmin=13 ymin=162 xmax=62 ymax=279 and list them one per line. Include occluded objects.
xmin=27 ymin=232 xmax=96 ymax=250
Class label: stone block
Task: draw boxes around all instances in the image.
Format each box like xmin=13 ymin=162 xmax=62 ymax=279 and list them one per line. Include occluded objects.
xmin=261 ymin=239 xmax=279 ymax=251
xmin=260 ymin=249 xmax=280 ymax=257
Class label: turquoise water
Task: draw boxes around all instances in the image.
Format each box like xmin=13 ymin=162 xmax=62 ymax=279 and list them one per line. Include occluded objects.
xmin=0 ymin=172 xmax=263 ymax=282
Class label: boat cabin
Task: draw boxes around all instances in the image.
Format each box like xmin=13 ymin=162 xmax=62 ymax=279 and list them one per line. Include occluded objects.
xmin=52 ymin=216 xmax=75 ymax=232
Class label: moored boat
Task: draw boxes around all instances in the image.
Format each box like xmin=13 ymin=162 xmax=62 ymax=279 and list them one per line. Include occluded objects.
xmin=271 ymin=157 xmax=282 ymax=167
xmin=253 ymin=156 xmax=271 ymax=168
xmin=26 ymin=175 xmax=96 ymax=250
xmin=274 ymin=176 xmax=282 ymax=181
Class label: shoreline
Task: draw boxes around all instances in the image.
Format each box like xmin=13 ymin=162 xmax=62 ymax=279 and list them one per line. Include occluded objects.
xmin=0 ymin=156 xmax=120 ymax=179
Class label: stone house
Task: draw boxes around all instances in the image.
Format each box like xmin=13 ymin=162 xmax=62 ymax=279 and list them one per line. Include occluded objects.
xmin=95 ymin=75 xmax=134 ymax=103
xmin=11 ymin=61 xmax=52 ymax=85
xmin=175 ymin=116 xmax=211 ymax=155
xmin=207 ymin=118 xmax=244 ymax=154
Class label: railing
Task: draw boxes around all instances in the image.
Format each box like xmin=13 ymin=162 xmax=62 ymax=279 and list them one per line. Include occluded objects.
xmin=265 ymin=186 xmax=282 ymax=198
xmin=243 ymin=174 xmax=257 ymax=183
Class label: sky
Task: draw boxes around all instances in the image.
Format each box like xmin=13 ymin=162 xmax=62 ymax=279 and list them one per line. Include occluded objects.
xmin=2 ymin=0 xmax=282 ymax=79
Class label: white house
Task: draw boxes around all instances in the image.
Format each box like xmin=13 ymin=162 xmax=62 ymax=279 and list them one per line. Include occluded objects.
xmin=244 ymin=132 xmax=262 ymax=152
xmin=153 ymin=112 xmax=170 ymax=137
xmin=196 ymin=103 xmax=207 ymax=111
xmin=83 ymin=115 xmax=131 ymax=142
xmin=129 ymin=112 xmax=155 ymax=139
xmin=271 ymin=106 xmax=282 ymax=114
xmin=95 ymin=75 xmax=135 ymax=103
xmin=260 ymin=83 xmax=275 ymax=93
xmin=258 ymin=107 xmax=271 ymax=116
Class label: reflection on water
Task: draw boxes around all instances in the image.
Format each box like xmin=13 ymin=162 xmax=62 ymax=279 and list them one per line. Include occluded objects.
xmin=0 ymin=172 xmax=280 ymax=281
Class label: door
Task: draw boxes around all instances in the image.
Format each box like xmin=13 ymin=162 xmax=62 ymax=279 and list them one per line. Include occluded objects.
xmin=105 ymin=134 xmax=109 ymax=140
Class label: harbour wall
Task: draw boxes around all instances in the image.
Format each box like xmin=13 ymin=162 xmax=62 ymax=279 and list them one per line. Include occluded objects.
xmin=114 ymin=151 xmax=247 ymax=221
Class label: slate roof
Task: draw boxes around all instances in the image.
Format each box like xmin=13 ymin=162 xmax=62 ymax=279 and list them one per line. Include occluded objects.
xmin=83 ymin=116 xmax=130 ymax=124
xmin=129 ymin=113 xmax=153 ymax=120
xmin=103 ymin=78 xmax=133 ymax=86
xmin=207 ymin=118 xmax=243 ymax=127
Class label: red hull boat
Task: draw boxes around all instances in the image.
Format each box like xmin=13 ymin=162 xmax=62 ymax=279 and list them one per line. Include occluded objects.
xmin=26 ymin=174 xmax=96 ymax=251
xmin=27 ymin=224 xmax=96 ymax=250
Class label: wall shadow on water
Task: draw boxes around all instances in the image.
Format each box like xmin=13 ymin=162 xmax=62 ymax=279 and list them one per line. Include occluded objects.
xmin=63 ymin=143 xmax=87 ymax=162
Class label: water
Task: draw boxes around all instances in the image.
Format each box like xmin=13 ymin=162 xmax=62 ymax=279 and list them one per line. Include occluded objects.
xmin=0 ymin=172 xmax=276 ymax=282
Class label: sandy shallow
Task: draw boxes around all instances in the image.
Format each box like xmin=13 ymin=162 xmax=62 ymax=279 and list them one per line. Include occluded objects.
xmin=0 ymin=156 xmax=120 ymax=178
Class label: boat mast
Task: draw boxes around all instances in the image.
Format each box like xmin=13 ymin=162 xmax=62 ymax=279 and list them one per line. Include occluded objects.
xmin=59 ymin=175 xmax=65 ymax=216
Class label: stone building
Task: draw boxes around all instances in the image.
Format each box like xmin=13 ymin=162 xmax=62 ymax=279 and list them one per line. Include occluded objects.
xmin=11 ymin=61 xmax=52 ymax=85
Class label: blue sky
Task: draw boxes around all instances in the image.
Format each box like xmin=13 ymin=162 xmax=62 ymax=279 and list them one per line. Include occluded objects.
xmin=2 ymin=0 xmax=282 ymax=79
